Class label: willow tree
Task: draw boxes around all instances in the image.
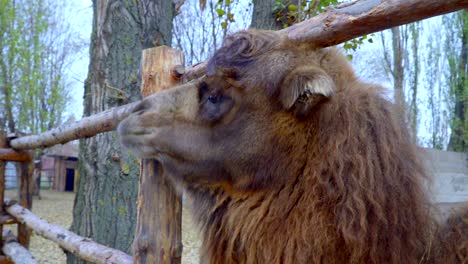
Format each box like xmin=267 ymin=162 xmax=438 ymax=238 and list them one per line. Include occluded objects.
xmin=68 ymin=1 xmax=175 ymax=263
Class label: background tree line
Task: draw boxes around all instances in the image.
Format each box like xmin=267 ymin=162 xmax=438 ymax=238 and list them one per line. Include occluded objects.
xmin=0 ymin=0 xmax=85 ymax=135
xmin=356 ymin=10 xmax=467 ymax=152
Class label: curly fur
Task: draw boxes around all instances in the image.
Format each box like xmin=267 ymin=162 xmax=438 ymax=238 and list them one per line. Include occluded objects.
xmin=194 ymin=30 xmax=467 ymax=264
xmin=119 ymin=29 xmax=468 ymax=264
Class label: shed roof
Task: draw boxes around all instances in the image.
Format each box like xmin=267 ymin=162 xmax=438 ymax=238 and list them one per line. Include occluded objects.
xmin=45 ymin=143 xmax=79 ymax=158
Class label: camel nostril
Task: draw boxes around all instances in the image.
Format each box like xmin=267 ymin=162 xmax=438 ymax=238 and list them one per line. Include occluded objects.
xmin=117 ymin=121 xmax=130 ymax=135
xmin=132 ymin=100 xmax=147 ymax=114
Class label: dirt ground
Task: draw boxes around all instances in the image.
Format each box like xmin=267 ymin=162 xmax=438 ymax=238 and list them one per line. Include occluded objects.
xmin=4 ymin=190 xmax=201 ymax=264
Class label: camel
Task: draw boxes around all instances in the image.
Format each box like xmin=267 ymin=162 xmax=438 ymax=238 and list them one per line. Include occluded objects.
xmin=118 ymin=30 xmax=467 ymax=264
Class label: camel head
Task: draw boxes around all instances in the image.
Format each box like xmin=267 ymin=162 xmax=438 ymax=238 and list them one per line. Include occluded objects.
xmin=118 ymin=30 xmax=354 ymax=190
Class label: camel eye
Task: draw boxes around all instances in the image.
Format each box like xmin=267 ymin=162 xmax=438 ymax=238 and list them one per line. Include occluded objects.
xmin=197 ymin=79 xmax=234 ymax=123
xmin=200 ymin=92 xmax=233 ymax=123
xmin=207 ymin=94 xmax=222 ymax=104
xmin=208 ymin=95 xmax=217 ymax=103
xmin=198 ymin=81 xmax=209 ymax=101
xmin=198 ymin=81 xmax=224 ymax=105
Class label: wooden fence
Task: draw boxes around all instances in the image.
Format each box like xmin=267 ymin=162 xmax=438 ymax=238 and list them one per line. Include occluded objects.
xmin=0 ymin=0 xmax=466 ymax=263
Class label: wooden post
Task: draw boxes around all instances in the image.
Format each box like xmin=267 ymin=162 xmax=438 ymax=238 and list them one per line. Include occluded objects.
xmin=133 ymin=46 xmax=184 ymax=264
xmin=0 ymin=131 xmax=6 ymax=249
xmin=18 ymin=153 xmax=33 ymax=248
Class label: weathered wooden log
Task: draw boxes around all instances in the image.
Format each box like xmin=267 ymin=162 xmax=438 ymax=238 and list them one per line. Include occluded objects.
xmin=284 ymin=0 xmax=468 ymax=46
xmin=0 ymin=214 xmax=18 ymax=225
xmin=0 ymin=148 xmax=32 ymax=162
xmin=182 ymin=61 xmax=207 ymax=82
xmin=0 ymin=256 xmax=14 ymax=264
xmin=4 ymin=199 xmax=133 ymax=264
xmin=133 ymin=46 xmax=183 ymax=264
xmin=2 ymin=230 xmax=38 ymax=264
xmin=9 ymin=101 xmax=140 ymax=150
xmin=18 ymin=158 xmax=33 ymax=248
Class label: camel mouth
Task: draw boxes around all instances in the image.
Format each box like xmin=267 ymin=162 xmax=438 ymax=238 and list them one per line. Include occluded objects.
xmin=118 ymin=121 xmax=174 ymax=159
xmin=119 ymin=133 xmax=165 ymax=158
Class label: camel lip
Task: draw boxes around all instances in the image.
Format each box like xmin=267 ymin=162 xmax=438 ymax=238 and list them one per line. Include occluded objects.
xmin=117 ymin=121 xmax=153 ymax=137
xmin=119 ymin=132 xmax=172 ymax=159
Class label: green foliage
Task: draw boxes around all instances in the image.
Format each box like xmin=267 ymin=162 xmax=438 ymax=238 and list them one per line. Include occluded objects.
xmin=425 ymin=27 xmax=447 ymax=149
xmin=216 ymin=8 xmax=226 ymax=17
xmin=443 ymin=10 xmax=467 ymax=151
xmin=272 ymin=0 xmax=338 ymax=28
xmin=215 ymin=0 xmax=236 ymax=30
xmin=342 ymin=35 xmax=374 ymax=59
xmin=271 ymin=0 xmax=372 ymax=57
xmin=0 ymin=0 xmax=76 ymax=134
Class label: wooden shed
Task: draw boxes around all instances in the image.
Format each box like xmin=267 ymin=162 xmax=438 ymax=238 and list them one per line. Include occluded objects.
xmin=41 ymin=143 xmax=79 ymax=192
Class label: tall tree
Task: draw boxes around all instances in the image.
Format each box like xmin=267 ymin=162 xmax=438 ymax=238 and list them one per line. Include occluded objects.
xmin=379 ymin=23 xmax=423 ymax=142
xmin=425 ymin=25 xmax=447 ymax=149
xmin=380 ymin=27 xmax=408 ymax=122
xmin=68 ymin=1 xmax=175 ymax=263
xmin=0 ymin=0 xmax=74 ymax=135
xmin=0 ymin=0 xmax=71 ymax=133
xmin=446 ymin=10 xmax=467 ymax=152
xmin=408 ymin=23 xmax=421 ymax=139
xmin=1 ymin=0 xmax=81 ymax=198
xmin=0 ymin=0 xmax=20 ymax=133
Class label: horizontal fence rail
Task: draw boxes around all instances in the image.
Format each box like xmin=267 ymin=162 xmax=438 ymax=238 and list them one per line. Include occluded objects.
xmin=2 ymin=230 xmax=38 ymax=264
xmin=4 ymin=199 xmax=133 ymax=264
xmin=9 ymin=102 xmax=140 ymax=150
xmin=0 ymin=148 xmax=32 ymax=162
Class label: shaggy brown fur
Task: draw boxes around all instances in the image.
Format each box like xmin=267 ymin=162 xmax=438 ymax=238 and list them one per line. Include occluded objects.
xmin=118 ymin=30 xmax=468 ymax=264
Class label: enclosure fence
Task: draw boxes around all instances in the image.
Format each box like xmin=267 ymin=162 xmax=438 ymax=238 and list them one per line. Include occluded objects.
xmin=0 ymin=0 xmax=466 ymax=263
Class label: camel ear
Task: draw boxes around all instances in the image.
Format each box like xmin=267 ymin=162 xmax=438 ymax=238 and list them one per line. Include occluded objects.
xmin=279 ymin=66 xmax=335 ymax=117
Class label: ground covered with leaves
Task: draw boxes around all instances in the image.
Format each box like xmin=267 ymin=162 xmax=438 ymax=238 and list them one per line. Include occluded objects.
xmin=5 ymin=190 xmax=201 ymax=264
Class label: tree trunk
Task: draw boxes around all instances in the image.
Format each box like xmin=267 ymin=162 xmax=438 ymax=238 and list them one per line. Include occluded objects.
xmin=68 ymin=1 xmax=174 ymax=263
xmin=448 ymin=10 xmax=467 ymax=152
xmin=250 ymin=0 xmax=282 ymax=30
xmin=391 ymin=26 xmax=406 ymax=122
xmin=409 ymin=23 xmax=420 ymax=141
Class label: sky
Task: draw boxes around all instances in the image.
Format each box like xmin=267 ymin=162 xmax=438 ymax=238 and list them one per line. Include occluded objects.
xmin=67 ymin=0 xmax=92 ymax=118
